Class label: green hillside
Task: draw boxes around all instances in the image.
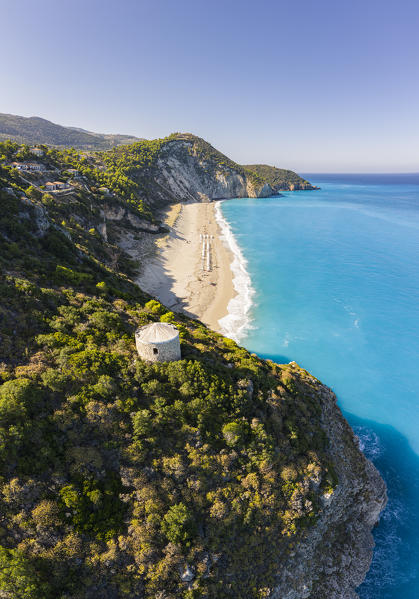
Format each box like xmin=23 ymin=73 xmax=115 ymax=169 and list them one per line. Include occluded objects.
xmin=244 ymin=164 xmax=319 ymax=191
xmin=0 ymin=113 xmax=140 ymax=150
xmin=0 ymin=141 xmax=335 ymax=598
xmin=0 ymin=115 xmax=317 ymax=191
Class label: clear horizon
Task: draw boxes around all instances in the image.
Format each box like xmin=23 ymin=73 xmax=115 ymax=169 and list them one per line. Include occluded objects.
xmin=1 ymin=0 xmax=418 ymax=172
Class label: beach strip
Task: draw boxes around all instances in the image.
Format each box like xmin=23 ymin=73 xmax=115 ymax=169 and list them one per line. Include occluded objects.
xmin=136 ymin=201 xmax=237 ymax=335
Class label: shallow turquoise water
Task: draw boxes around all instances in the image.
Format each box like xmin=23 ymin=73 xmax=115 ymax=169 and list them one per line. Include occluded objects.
xmin=220 ymin=175 xmax=419 ymax=598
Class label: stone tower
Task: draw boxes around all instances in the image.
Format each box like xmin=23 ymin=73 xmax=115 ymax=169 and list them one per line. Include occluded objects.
xmin=135 ymin=322 xmax=181 ymax=362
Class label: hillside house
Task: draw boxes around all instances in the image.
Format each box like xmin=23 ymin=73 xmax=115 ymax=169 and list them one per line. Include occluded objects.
xmin=30 ymin=147 xmax=44 ymax=157
xmin=28 ymin=163 xmax=46 ymax=171
xmin=67 ymin=169 xmax=79 ymax=176
xmin=45 ymin=181 xmax=72 ymax=191
xmin=11 ymin=162 xmax=46 ymax=172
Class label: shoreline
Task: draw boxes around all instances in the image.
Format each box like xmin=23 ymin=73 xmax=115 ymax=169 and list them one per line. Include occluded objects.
xmin=136 ymin=200 xmax=249 ymax=338
xmin=214 ymin=202 xmax=254 ymax=341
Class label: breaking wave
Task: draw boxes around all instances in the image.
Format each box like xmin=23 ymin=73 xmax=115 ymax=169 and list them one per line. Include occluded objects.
xmin=214 ymin=201 xmax=254 ymax=343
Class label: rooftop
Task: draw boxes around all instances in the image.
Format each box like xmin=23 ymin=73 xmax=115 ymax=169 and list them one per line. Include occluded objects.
xmin=137 ymin=322 xmax=178 ymax=343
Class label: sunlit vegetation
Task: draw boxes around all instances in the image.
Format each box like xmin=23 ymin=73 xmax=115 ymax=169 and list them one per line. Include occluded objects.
xmin=0 ymin=141 xmax=333 ymax=598
xmin=0 ymin=113 xmax=139 ymax=149
xmin=244 ymin=164 xmax=314 ymax=190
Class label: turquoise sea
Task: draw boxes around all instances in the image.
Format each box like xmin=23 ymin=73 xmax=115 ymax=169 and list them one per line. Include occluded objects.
xmin=218 ymin=174 xmax=419 ymax=598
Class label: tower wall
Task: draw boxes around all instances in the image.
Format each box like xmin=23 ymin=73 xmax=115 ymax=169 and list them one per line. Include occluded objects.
xmin=135 ymin=330 xmax=181 ymax=362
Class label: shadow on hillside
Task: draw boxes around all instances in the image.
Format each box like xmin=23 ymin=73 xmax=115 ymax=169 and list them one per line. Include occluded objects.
xmin=133 ymin=230 xmax=200 ymax=320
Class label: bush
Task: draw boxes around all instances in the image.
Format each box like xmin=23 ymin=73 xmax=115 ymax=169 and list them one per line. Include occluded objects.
xmin=222 ymin=420 xmax=247 ymax=447
xmin=160 ymin=311 xmax=176 ymax=323
xmin=55 ymin=265 xmax=93 ymax=285
xmin=0 ymin=378 xmax=39 ymax=425
xmin=0 ymin=546 xmax=45 ymax=598
xmin=145 ymin=299 xmax=165 ymax=314
xmin=96 ymin=281 xmax=108 ymax=294
xmin=161 ymin=502 xmax=196 ymax=545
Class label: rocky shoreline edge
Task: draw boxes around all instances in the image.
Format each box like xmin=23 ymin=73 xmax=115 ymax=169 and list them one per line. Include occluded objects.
xmin=270 ymin=364 xmax=387 ymax=599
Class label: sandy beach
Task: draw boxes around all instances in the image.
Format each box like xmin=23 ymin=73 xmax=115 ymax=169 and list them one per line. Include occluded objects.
xmin=136 ymin=201 xmax=236 ymax=333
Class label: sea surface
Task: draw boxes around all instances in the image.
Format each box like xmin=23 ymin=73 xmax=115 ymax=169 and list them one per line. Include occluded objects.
xmin=217 ymin=173 xmax=419 ymax=598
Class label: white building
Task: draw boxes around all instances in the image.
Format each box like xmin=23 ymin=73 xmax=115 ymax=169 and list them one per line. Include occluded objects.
xmin=28 ymin=163 xmax=46 ymax=171
xmin=45 ymin=181 xmax=71 ymax=191
xmin=30 ymin=148 xmax=44 ymax=157
xmin=11 ymin=162 xmax=45 ymax=171
xmin=11 ymin=162 xmax=29 ymax=170
xmin=135 ymin=322 xmax=181 ymax=362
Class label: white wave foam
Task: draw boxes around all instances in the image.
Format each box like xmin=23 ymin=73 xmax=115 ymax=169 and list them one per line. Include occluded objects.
xmin=214 ymin=201 xmax=254 ymax=343
xmin=354 ymin=426 xmax=383 ymax=460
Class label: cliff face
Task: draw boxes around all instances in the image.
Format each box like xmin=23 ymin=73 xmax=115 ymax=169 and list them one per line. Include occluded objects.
xmin=141 ymin=138 xmax=275 ymax=205
xmin=270 ymin=364 xmax=387 ymax=599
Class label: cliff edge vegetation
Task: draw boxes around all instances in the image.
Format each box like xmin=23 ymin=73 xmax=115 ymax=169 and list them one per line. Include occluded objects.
xmin=244 ymin=164 xmax=319 ymax=191
xmin=0 ymin=141 xmax=385 ymax=598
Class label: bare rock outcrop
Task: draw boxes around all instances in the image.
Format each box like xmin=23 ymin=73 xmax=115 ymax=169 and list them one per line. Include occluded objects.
xmin=134 ymin=138 xmax=276 ymax=207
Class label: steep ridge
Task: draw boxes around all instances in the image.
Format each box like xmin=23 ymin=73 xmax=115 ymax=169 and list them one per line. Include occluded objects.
xmin=154 ymin=136 xmax=274 ymax=201
xmin=0 ymin=140 xmax=384 ymax=598
xmin=98 ymin=133 xmax=277 ymax=206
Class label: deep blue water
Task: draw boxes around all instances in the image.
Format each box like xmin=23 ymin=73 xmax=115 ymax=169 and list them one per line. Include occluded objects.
xmin=220 ymin=175 xmax=419 ymax=598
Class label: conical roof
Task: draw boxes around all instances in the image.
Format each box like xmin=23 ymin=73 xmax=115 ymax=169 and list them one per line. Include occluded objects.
xmin=137 ymin=322 xmax=178 ymax=343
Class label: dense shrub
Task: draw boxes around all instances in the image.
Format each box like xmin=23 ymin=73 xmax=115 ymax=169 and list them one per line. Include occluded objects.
xmin=0 ymin=141 xmax=335 ymax=599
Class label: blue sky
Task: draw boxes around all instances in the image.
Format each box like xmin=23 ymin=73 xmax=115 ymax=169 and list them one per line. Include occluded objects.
xmin=1 ymin=0 xmax=418 ymax=172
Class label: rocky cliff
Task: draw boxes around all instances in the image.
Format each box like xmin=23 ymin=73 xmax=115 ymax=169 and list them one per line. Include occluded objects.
xmin=269 ymin=363 xmax=387 ymax=599
xmin=151 ymin=137 xmax=274 ymax=203
xmin=98 ymin=133 xmax=288 ymax=212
